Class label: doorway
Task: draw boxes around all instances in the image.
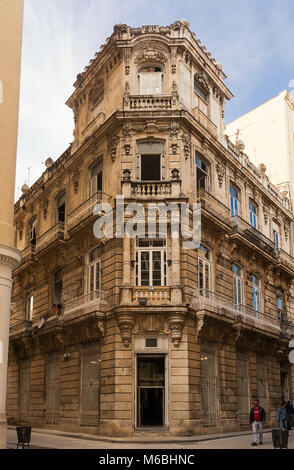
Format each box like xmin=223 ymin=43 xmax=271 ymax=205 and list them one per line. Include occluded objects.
xmin=137 ymin=355 xmax=165 ymax=427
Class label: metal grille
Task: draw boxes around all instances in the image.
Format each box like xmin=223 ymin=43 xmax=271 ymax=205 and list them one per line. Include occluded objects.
xmin=45 ymin=352 xmax=60 ymax=424
xmin=237 ymin=351 xmax=250 ymax=425
xmin=19 ymin=359 xmax=30 ymax=423
xmin=81 ymin=341 xmax=101 ymax=427
xmin=201 ymin=341 xmax=217 ymax=426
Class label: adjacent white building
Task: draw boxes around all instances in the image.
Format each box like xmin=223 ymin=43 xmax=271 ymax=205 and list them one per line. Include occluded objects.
xmin=226 ymin=90 xmax=294 ymax=208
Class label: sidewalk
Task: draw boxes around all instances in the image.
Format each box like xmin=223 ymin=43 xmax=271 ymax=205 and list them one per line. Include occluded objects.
xmin=7 ymin=425 xmax=276 ymax=449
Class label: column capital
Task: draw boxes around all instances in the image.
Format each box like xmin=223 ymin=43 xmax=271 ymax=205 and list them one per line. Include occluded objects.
xmin=0 ymin=244 xmax=21 ymax=269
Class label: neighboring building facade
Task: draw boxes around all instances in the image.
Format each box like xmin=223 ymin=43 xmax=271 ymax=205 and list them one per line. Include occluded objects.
xmin=7 ymin=21 xmax=294 ymax=437
xmin=226 ymin=90 xmax=294 ymax=208
xmin=0 ymin=0 xmax=23 ymax=449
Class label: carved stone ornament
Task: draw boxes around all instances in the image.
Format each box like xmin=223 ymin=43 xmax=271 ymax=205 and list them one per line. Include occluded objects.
xmin=168 ymin=314 xmax=185 ymax=347
xmin=108 ymin=135 xmax=120 ymax=162
xmin=263 ymin=206 xmax=269 ymax=225
xmin=171 ymin=81 xmax=178 ymax=105
xmin=181 ymin=132 xmax=191 ymax=159
xmin=194 ymin=71 xmax=209 ymax=92
xmin=123 ymin=120 xmax=132 ymax=155
xmin=42 ymin=199 xmax=49 ymax=220
xmin=16 ymin=221 xmax=24 ymax=241
xmin=216 ymin=162 xmax=226 ymax=188
xmin=169 ymin=122 xmax=179 ymax=154
xmin=117 ymin=313 xmax=134 ymax=347
xmin=134 ymin=48 xmax=168 ymax=64
xmin=284 ymin=225 xmax=289 ymax=242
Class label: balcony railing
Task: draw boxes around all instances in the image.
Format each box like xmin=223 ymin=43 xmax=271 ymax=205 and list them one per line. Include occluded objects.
xmin=276 ymin=248 xmax=294 ymax=275
xmin=190 ymin=288 xmax=291 ymax=335
xmin=132 ymin=286 xmax=170 ymax=304
xmin=196 ymin=189 xmax=231 ymax=221
xmin=67 ymin=191 xmax=102 ymax=231
xmin=36 ymin=222 xmax=65 ymax=253
xmin=193 ymin=107 xmax=218 ymax=136
xmin=132 ymin=181 xmax=172 ymax=198
xmin=127 ymin=95 xmax=173 ymax=110
xmin=21 ymin=245 xmax=36 ymax=264
xmin=229 ymin=215 xmax=276 ymax=258
xmin=63 ymin=290 xmax=109 ymax=317
xmin=9 ymin=320 xmax=33 ymax=338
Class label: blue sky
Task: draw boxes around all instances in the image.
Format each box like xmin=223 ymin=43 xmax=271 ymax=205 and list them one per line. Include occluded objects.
xmin=16 ymin=0 xmax=294 ymax=197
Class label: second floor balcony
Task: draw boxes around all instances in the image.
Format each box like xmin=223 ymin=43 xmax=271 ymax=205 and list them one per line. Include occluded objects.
xmin=67 ymin=191 xmax=103 ymax=232
xmin=124 ymin=94 xmax=174 ymax=111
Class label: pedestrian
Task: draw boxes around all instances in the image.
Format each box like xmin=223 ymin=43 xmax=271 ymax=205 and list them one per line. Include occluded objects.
xmin=277 ymin=400 xmax=288 ymax=430
xmin=250 ymin=399 xmax=266 ymax=446
xmin=286 ymin=401 xmax=294 ymax=430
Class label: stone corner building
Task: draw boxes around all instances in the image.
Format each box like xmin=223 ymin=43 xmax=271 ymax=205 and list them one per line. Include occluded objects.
xmin=8 ymin=20 xmax=294 ymax=437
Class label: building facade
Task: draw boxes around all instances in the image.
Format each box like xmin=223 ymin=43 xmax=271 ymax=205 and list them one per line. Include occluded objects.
xmin=226 ymin=90 xmax=294 ymax=209
xmin=7 ymin=21 xmax=294 ymax=437
xmin=0 ymin=0 xmax=23 ymax=449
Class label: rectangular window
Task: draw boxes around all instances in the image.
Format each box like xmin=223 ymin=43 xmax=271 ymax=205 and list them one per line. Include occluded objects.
xmin=230 ymin=185 xmax=239 ymax=217
xmin=136 ymin=239 xmax=167 ymax=287
xmin=249 ymin=200 xmax=257 ymax=229
xmin=25 ymin=293 xmax=34 ymax=321
xmin=196 ymin=154 xmax=209 ymax=192
xmin=194 ymin=82 xmax=208 ymax=102
xmin=29 ymin=219 xmax=37 ymax=247
xmin=252 ymin=276 xmax=260 ymax=315
xmin=88 ymin=247 xmax=101 ymax=294
xmin=233 ymin=264 xmax=242 ymax=309
xmin=56 ymin=193 xmax=66 ymax=223
xmin=90 ymin=160 xmax=103 ymax=196
xmin=139 ymin=73 xmax=162 ymax=95
xmin=198 ymin=258 xmax=211 ymax=296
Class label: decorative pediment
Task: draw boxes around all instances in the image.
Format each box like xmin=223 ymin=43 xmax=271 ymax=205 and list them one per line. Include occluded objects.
xmin=134 ymin=47 xmax=168 ymax=65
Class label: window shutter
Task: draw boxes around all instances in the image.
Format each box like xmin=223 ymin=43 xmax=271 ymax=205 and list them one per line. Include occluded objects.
xmin=136 ymin=154 xmax=141 ymax=180
xmin=95 ymin=260 xmax=101 ymax=291
xmin=161 ymin=154 xmax=166 ymax=180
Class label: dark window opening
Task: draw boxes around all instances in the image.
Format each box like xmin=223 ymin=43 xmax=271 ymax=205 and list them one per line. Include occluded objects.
xmin=29 ymin=220 xmax=37 ymax=247
xmin=141 ymin=154 xmax=161 ymax=181
xmin=56 ymin=193 xmax=66 ymax=224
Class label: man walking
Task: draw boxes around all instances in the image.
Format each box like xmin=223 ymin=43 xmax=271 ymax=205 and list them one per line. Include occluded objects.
xmin=277 ymin=400 xmax=288 ymax=430
xmin=250 ymin=399 xmax=266 ymax=446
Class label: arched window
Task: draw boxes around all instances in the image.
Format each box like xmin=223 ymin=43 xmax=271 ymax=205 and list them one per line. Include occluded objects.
xmin=138 ymin=65 xmax=164 ymax=95
xmin=198 ymin=245 xmax=211 ymax=297
xmin=89 ymin=159 xmax=103 ymax=196
xmin=252 ymin=275 xmax=261 ymax=315
xmin=232 ymin=264 xmax=242 ymax=309
xmin=230 ymin=184 xmax=239 ymax=218
xmin=29 ymin=218 xmax=37 ymax=248
xmin=25 ymin=288 xmax=34 ymax=322
xmin=272 ymin=220 xmax=280 ymax=251
xmin=249 ymin=199 xmax=258 ymax=229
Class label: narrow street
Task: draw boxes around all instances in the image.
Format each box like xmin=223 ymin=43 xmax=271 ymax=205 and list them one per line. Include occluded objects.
xmin=6 ymin=428 xmax=294 ymax=450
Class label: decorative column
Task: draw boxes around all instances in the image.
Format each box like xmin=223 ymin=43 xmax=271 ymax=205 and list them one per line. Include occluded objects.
xmin=0 ymin=0 xmax=23 ymax=449
xmin=120 ymin=234 xmax=132 ymax=305
xmin=170 ymin=211 xmax=182 ymax=304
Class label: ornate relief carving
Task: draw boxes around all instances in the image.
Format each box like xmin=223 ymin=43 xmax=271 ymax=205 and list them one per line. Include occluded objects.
xmin=16 ymin=221 xmax=24 ymax=240
xmin=263 ymin=206 xmax=269 ymax=225
xmin=134 ymin=48 xmax=168 ymax=64
xmin=107 ymin=135 xmax=120 ymax=162
xmin=168 ymin=314 xmax=185 ymax=347
xmin=181 ymin=132 xmax=191 ymax=159
xmin=194 ymin=71 xmax=209 ymax=91
xmin=123 ymin=120 xmax=132 ymax=155
xmin=169 ymin=122 xmax=179 ymax=154
xmin=117 ymin=313 xmax=134 ymax=347
xmin=41 ymin=199 xmax=48 ymax=220
xmin=171 ymin=81 xmax=178 ymax=105
xmin=216 ymin=162 xmax=226 ymax=188
xmin=136 ymin=313 xmax=165 ymax=333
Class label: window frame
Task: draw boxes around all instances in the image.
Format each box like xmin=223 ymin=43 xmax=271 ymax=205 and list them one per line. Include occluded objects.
xmin=232 ymin=263 xmax=242 ymax=309
xmin=89 ymin=159 xmax=103 ymax=197
xmin=138 ymin=65 xmax=164 ymax=95
xmin=198 ymin=246 xmax=211 ymax=297
xmin=56 ymin=192 xmax=66 ymax=224
xmin=87 ymin=247 xmax=102 ymax=294
xmin=25 ymin=291 xmax=34 ymax=322
xmin=195 ymin=153 xmax=209 ymax=193
xmin=249 ymin=199 xmax=258 ymax=229
xmin=252 ymin=275 xmax=261 ymax=316
xmin=230 ymin=184 xmax=239 ymax=217
xmin=135 ymin=238 xmax=167 ymax=287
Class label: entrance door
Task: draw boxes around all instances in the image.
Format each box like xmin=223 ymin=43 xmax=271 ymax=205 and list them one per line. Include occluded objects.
xmin=137 ymin=355 xmax=165 ymax=427
xmin=81 ymin=341 xmax=101 ymax=427
xmin=46 ymin=352 xmax=60 ymax=425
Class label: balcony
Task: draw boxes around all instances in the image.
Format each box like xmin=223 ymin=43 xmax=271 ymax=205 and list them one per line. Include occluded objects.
xmin=63 ymin=290 xmax=109 ymax=320
xmin=276 ymin=248 xmax=294 ymax=276
xmin=228 ymin=216 xmax=276 ymax=259
xmin=190 ymin=289 xmax=287 ymax=336
xmin=193 ymin=107 xmax=218 ymax=136
xmin=125 ymin=94 xmax=173 ymax=111
xmin=9 ymin=320 xmax=33 ymax=340
xmin=196 ymin=189 xmax=231 ymax=225
xmin=36 ymin=222 xmax=65 ymax=253
xmin=132 ymin=286 xmax=170 ymax=304
xmin=132 ymin=181 xmax=172 ymax=198
xmin=67 ymin=191 xmax=103 ymax=232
